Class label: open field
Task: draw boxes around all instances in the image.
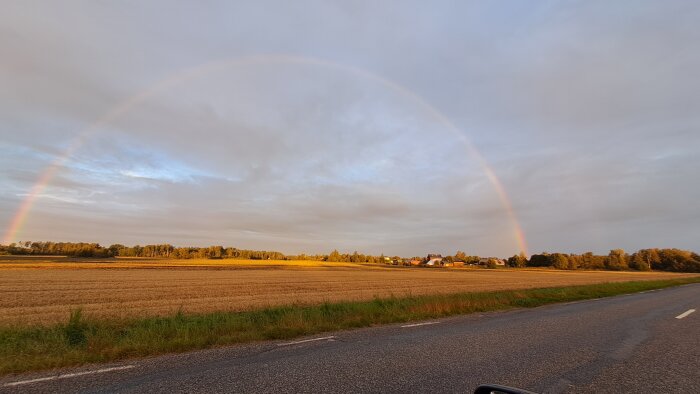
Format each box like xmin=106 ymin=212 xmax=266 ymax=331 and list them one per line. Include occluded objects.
xmin=0 ymin=255 xmax=367 ymax=269
xmin=1 ymin=256 xmax=696 ymax=325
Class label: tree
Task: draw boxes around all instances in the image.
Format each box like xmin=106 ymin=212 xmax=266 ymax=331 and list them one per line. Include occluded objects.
xmin=551 ymin=253 xmax=570 ymax=270
xmin=629 ymin=251 xmax=651 ymax=271
xmin=657 ymin=249 xmax=700 ymax=272
xmin=327 ymin=250 xmax=341 ymax=262
xmin=567 ymin=254 xmax=581 ymax=270
xmin=606 ymin=249 xmax=629 ymax=270
xmin=646 ymin=248 xmax=661 ymax=269
xmin=528 ymin=253 xmax=551 ymax=267
xmin=208 ymin=246 xmax=224 ymax=259
xmin=507 ymin=253 xmax=527 ymax=268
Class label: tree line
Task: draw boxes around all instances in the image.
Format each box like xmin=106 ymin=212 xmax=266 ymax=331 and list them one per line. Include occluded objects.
xmin=505 ymin=248 xmax=700 ymax=273
xmin=0 ymin=241 xmax=286 ymax=260
xmin=0 ymin=242 xmax=393 ymax=263
xmin=0 ymin=242 xmax=397 ymax=263
xmin=1 ymin=241 xmax=698 ymax=273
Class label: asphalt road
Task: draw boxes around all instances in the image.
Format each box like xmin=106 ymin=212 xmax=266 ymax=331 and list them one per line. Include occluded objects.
xmin=2 ymin=284 xmax=698 ymax=394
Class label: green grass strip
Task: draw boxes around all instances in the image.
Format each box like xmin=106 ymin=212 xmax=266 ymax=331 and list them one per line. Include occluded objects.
xmin=1 ymin=277 xmax=699 ymax=375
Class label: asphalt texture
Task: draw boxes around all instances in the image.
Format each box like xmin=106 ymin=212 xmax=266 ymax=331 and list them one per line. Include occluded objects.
xmin=2 ymin=284 xmax=698 ymax=394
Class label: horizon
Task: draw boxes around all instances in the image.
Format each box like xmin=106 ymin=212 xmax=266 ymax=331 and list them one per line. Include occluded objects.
xmin=2 ymin=1 xmax=699 ymax=256
xmin=4 ymin=239 xmax=696 ymax=260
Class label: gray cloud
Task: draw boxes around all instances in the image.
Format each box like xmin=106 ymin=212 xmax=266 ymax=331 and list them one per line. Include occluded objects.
xmin=1 ymin=0 xmax=699 ymax=256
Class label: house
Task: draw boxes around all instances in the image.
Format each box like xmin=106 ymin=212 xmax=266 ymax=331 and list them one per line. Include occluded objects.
xmin=442 ymin=258 xmax=465 ymax=268
xmin=478 ymin=257 xmax=505 ymax=266
xmin=409 ymin=259 xmax=422 ymax=266
xmin=425 ymin=258 xmax=442 ymax=266
xmin=425 ymin=254 xmax=443 ymax=267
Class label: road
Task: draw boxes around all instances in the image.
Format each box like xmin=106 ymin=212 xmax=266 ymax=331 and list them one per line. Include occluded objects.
xmin=2 ymin=284 xmax=698 ymax=393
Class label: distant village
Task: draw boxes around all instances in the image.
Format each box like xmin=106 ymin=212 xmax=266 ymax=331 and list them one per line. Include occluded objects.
xmin=384 ymin=254 xmax=506 ymax=268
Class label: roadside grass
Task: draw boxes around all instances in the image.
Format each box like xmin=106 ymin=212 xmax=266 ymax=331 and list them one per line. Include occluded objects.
xmin=1 ymin=277 xmax=699 ymax=375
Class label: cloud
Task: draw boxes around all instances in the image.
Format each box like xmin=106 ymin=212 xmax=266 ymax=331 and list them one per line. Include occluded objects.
xmin=1 ymin=0 xmax=699 ymax=255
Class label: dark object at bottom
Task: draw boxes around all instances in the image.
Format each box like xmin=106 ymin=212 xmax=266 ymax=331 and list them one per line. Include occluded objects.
xmin=474 ymin=384 xmax=539 ymax=394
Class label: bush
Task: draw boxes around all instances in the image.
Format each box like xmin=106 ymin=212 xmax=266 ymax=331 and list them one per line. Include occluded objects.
xmin=65 ymin=309 xmax=87 ymax=346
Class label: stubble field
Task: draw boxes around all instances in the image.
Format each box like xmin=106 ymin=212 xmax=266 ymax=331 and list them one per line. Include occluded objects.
xmin=0 ymin=256 xmax=693 ymax=326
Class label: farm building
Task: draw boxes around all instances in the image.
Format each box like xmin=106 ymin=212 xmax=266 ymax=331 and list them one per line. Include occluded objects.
xmin=479 ymin=257 xmax=506 ymax=266
xmin=425 ymin=259 xmax=442 ymax=266
xmin=425 ymin=255 xmax=443 ymax=266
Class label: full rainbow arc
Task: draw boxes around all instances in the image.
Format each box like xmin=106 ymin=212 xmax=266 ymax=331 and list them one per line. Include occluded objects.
xmin=2 ymin=54 xmax=529 ymax=256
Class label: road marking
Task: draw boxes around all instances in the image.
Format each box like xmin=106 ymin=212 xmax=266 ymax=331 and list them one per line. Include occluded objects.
xmin=3 ymin=365 xmax=136 ymax=387
xmin=401 ymin=321 xmax=440 ymax=328
xmin=277 ymin=336 xmax=336 ymax=346
xmin=675 ymin=309 xmax=696 ymax=319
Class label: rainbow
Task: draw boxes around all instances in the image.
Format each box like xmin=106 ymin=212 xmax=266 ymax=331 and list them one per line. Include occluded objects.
xmin=2 ymin=55 xmax=529 ymax=256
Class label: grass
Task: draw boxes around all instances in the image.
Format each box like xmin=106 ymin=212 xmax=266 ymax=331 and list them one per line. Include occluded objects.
xmin=1 ymin=277 xmax=698 ymax=375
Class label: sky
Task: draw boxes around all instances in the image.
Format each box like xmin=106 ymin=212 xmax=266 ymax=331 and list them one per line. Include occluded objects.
xmin=1 ymin=1 xmax=699 ymax=257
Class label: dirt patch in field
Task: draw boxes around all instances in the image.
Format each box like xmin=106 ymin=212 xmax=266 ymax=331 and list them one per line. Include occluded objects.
xmin=0 ymin=258 xmax=693 ymax=325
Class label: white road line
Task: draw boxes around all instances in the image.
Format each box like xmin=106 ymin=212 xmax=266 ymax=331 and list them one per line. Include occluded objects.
xmin=675 ymin=309 xmax=696 ymax=319
xmin=401 ymin=321 xmax=440 ymax=328
xmin=277 ymin=336 xmax=336 ymax=346
xmin=3 ymin=365 xmax=136 ymax=387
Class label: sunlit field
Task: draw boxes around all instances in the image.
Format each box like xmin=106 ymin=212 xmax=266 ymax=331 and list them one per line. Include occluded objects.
xmin=0 ymin=256 xmax=693 ymax=325
xmin=0 ymin=255 xmax=368 ymax=269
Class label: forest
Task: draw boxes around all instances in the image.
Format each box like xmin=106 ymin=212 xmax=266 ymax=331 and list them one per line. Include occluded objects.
xmin=507 ymin=248 xmax=700 ymax=273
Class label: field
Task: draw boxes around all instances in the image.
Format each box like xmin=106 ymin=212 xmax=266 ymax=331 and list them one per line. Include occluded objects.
xmin=0 ymin=256 xmax=693 ymax=326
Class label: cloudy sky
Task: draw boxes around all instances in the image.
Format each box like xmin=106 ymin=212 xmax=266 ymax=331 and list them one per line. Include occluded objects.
xmin=1 ymin=1 xmax=698 ymax=257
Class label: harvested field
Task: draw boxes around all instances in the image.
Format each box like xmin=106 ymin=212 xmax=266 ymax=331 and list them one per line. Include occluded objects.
xmin=0 ymin=256 xmax=694 ymax=325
